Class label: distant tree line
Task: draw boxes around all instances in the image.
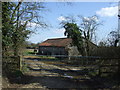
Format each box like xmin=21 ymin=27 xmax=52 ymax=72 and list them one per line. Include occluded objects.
xmin=25 ymin=41 xmax=40 ymax=49
xmin=98 ymin=30 xmax=119 ymax=47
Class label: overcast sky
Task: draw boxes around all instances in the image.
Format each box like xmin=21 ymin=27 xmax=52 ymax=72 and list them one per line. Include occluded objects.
xmin=27 ymin=2 xmax=118 ymax=44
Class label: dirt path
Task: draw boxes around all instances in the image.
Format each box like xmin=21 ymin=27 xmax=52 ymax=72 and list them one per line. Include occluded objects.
xmin=2 ymin=57 xmax=116 ymax=89
xmin=19 ymin=58 xmax=107 ymax=89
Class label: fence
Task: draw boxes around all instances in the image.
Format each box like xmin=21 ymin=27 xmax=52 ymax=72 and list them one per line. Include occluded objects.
xmin=23 ymin=55 xmax=119 ymax=77
xmin=2 ymin=55 xmax=119 ymax=81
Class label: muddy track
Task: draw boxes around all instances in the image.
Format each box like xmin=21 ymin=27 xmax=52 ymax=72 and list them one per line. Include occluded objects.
xmin=22 ymin=58 xmax=108 ymax=89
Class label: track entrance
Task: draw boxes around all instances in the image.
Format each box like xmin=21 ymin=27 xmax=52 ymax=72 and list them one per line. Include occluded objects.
xmin=21 ymin=55 xmax=119 ymax=89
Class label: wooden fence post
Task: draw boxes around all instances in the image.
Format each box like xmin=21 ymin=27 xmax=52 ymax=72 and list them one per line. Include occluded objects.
xmin=19 ymin=55 xmax=22 ymax=71
xmin=99 ymin=66 xmax=101 ymax=76
xmin=118 ymin=59 xmax=120 ymax=81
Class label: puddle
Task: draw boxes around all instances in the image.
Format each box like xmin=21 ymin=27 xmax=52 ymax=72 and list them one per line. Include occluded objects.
xmin=63 ymin=73 xmax=91 ymax=80
xmin=64 ymin=73 xmax=73 ymax=79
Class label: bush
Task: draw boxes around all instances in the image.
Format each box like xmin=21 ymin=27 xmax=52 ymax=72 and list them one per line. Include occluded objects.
xmin=21 ymin=62 xmax=29 ymax=72
xmin=13 ymin=70 xmax=23 ymax=77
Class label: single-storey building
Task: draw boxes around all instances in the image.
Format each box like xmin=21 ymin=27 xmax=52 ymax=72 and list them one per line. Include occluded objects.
xmin=39 ymin=38 xmax=79 ymax=55
xmin=38 ymin=37 xmax=97 ymax=56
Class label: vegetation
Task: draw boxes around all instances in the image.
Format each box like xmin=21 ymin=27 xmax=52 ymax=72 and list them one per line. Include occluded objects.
xmin=2 ymin=2 xmax=47 ymax=57
xmin=25 ymin=41 xmax=40 ymax=49
xmin=2 ymin=2 xmax=119 ymax=88
xmin=79 ymin=15 xmax=101 ymax=55
xmin=2 ymin=2 xmax=14 ymax=56
xmin=2 ymin=2 xmax=47 ymax=78
xmin=21 ymin=62 xmax=29 ymax=73
xmin=63 ymin=23 xmax=85 ymax=56
xmin=23 ymin=49 xmax=35 ymax=55
xmin=60 ymin=15 xmax=101 ymax=56
xmin=98 ymin=30 xmax=119 ymax=47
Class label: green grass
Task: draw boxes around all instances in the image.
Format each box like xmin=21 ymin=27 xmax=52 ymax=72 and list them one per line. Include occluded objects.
xmin=14 ymin=70 xmax=23 ymax=77
xmin=23 ymin=49 xmax=35 ymax=55
xmin=38 ymin=56 xmax=56 ymax=59
xmin=88 ymin=70 xmax=99 ymax=76
xmin=21 ymin=62 xmax=30 ymax=72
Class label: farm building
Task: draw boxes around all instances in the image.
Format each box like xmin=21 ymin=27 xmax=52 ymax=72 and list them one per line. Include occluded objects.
xmin=39 ymin=38 xmax=78 ymax=55
xmin=38 ymin=38 xmax=97 ymax=56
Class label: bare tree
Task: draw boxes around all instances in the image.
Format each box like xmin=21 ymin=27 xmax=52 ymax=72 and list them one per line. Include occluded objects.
xmin=78 ymin=15 xmax=101 ymax=42
xmin=78 ymin=15 xmax=102 ymax=55
xmin=106 ymin=30 xmax=119 ymax=46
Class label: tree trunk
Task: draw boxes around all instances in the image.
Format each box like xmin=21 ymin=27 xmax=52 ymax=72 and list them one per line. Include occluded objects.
xmin=114 ymin=39 xmax=119 ymax=47
xmin=13 ymin=42 xmax=19 ymax=56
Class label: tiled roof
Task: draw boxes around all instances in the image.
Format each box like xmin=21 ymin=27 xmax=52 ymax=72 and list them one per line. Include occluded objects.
xmin=39 ymin=38 xmax=72 ymax=47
